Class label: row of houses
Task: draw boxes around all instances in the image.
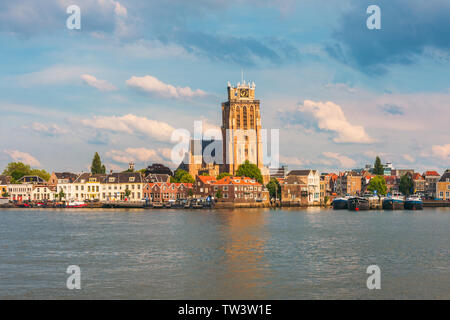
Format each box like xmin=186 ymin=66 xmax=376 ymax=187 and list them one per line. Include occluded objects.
xmin=0 ymin=170 xmax=268 ymax=204
xmin=1 ymin=167 xmax=448 ymax=205
xmin=277 ymin=168 xmax=450 ymax=205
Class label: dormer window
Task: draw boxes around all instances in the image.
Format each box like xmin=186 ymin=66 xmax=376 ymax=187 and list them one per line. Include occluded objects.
xmin=109 ymin=177 xmax=115 ymax=182
xmin=129 ymin=177 xmax=135 ymax=182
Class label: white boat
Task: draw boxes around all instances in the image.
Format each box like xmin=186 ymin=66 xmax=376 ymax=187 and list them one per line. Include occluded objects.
xmin=67 ymin=201 xmax=87 ymax=208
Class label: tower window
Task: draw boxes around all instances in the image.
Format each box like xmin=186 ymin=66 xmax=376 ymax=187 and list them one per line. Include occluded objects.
xmin=243 ymin=106 xmax=248 ymax=129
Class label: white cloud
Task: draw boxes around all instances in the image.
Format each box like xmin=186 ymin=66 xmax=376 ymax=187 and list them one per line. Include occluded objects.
xmin=28 ymin=122 xmax=68 ymax=136
xmin=80 ymin=114 xmax=175 ymax=142
xmin=113 ymin=1 xmax=127 ymax=17
xmin=280 ymin=155 xmax=308 ymax=166
xmin=15 ymin=65 xmax=91 ymax=86
xmin=81 ymin=74 xmax=116 ymax=91
xmin=4 ymin=150 xmax=42 ymax=167
xmin=322 ymin=152 xmax=356 ymax=168
xmin=431 ymin=144 xmax=450 ymax=159
xmin=107 ymin=147 xmax=173 ymax=165
xmin=126 ymin=75 xmax=207 ymax=99
xmin=299 ymin=100 xmax=375 ymax=143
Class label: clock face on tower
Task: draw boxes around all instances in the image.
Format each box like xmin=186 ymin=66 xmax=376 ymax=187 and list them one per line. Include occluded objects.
xmin=240 ymin=89 xmax=249 ymax=98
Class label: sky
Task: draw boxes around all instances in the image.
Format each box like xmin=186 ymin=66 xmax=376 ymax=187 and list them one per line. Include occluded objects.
xmin=1 ymin=0 xmax=449 ymax=174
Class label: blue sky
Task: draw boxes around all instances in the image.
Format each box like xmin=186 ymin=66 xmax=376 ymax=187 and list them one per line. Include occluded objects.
xmin=1 ymin=0 xmax=449 ymax=174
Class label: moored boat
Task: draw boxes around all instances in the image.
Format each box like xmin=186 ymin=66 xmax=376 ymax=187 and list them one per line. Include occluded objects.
xmin=67 ymin=201 xmax=87 ymax=208
xmin=332 ymin=197 xmax=348 ymax=210
xmin=404 ymin=195 xmax=423 ymax=210
xmin=382 ymin=193 xmax=404 ymax=210
xmin=348 ymin=197 xmax=369 ymax=211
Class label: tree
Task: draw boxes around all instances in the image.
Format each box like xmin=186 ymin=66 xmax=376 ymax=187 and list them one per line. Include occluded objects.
xmin=236 ymin=160 xmax=263 ymax=184
xmin=199 ymin=172 xmax=210 ymax=176
xmin=91 ymin=152 xmax=106 ymax=174
xmin=2 ymin=162 xmax=50 ymax=182
xmin=171 ymin=169 xmax=194 ymax=183
xmin=58 ymin=189 xmax=66 ymax=201
xmin=399 ymin=174 xmax=414 ymax=196
xmin=266 ymin=178 xmax=281 ymax=200
xmin=367 ymin=175 xmax=387 ymax=196
xmin=216 ymin=172 xmax=232 ymax=180
xmin=124 ymin=188 xmax=131 ymax=199
xmin=215 ymin=189 xmax=223 ymax=199
xmin=373 ymin=156 xmax=384 ymax=175
xmin=2 ymin=191 xmax=9 ymax=198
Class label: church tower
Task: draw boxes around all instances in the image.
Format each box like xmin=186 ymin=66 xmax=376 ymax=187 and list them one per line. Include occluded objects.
xmin=221 ymin=81 xmax=263 ymax=174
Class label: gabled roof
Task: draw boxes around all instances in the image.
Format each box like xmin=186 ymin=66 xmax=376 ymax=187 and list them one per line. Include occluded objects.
xmin=212 ymin=176 xmax=261 ymax=186
xmin=197 ymin=176 xmax=216 ymax=184
xmin=412 ymin=173 xmax=424 ymax=180
xmin=17 ymin=175 xmax=46 ymax=184
xmin=438 ymin=170 xmax=450 ymax=182
xmin=54 ymin=172 xmax=78 ymax=182
xmin=288 ymin=169 xmax=317 ymax=176
xmin=74 ymin=173 xmax=107 ymax=183
xmin=423 ymin=170 xmax=440 ymax=177
xmin=103 ymin=172 xmax=144 ymax=184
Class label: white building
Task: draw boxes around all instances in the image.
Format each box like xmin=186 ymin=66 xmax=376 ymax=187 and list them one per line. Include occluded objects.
xmin=286 ymin=169 xmax=321 ymax=204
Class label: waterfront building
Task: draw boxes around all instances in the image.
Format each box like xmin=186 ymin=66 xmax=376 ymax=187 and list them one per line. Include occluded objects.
xmin=48 ymin=172 xmax=79 ymax=201
xmin=211 ymin=176 xmax=267 ymax=203
xmin=337 ymin=171 xmax=362 ymax=196
xmin=321 ymin=173 xmax=338 ymax=196
xmin=7 ymin=175 xmax=46 ymax=201
xmin=193 ymin=175 xmax=217 ymax=198
xmin=0 ymin=175 xmax=11 ymax=196
xmin=280 ymin=175 xmax=308 ymax=205
xmin=31 ymin=184 xmax=57 ymax=201
xmin=384 ymin=175 xmax=400 ymax=194
xmin=72 ymin=173 xmax=106 ymax=201
xmin=101 ymin=172 xmax=144 ymax=201
xmin=287 ymin=170 xmax=320 ymax=204
xmin=7 ymin=183 xmax=33 ymax=201
xmin=412 ymin=173 xmax=426 ymax=195
xmin=436 ymin=169 xmax=450 ymax=200
xmin=423 ymin=170 xmax=441 ymax=199
xmin=143 ymin=182 xmax=193 ymax=203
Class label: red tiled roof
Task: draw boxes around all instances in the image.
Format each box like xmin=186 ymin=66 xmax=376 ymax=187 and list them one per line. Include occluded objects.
xmin=198 ymin=176 xmax=216 ymax=184
xmin=423 ymin=171 xmax=440 ymax=176
xmin=413 ymin=173 xmax=424 ymax=180
xmin=213 ymin=176 xmax=261 ymax=186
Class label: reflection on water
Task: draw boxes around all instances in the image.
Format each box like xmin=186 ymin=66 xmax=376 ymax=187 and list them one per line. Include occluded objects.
xmin=0 ymin=207 xmax=449 ymax=299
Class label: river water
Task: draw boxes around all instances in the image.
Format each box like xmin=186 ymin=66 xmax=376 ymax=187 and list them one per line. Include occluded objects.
xmin=0 ymin=207 xmax=448 ymax=299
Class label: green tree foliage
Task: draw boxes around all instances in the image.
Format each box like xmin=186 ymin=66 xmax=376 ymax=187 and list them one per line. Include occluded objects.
xmin=91 ymin=152 xmax=106 ymax=174
xmin=171 ymin=169 xmax=195 ymax=183
xmin=399 ymin=174 xmax=414 ymax=196
xmin=266 ymin=178 xmax=281 ymax=199
xmin=2 ymin=191 xmax=9 ymax=197
xmin=216 ymin=172 xmax=232 ymax=180
xmin=58 ymin=189 xmax=65 ymax=200
xmin=215 ymin=189 xmax=223 ymax=199
xmin=236 ymin=160 xmax=263 ymax=184
xmin=2 ymin=162 xmax=50 ymax=182
xmin=124 ymin=188 xmax=131 ymax=198
xmin=367 ymin=175 xmax=387 ymax=196
xmin=373 ymin=156 xmax=384 ymax=175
